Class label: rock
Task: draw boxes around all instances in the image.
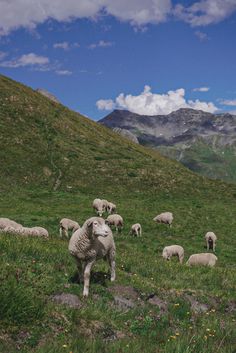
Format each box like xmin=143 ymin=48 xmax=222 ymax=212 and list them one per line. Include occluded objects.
xmin=51 ymin=293 xmax=82 ymax=308
xmin=113 ymin=296 xmax=136 ymax=311
xmin=185 ymin=295 xmax=209 ymax=313
xmin=108 ymin=285 xmax=140 ymax=300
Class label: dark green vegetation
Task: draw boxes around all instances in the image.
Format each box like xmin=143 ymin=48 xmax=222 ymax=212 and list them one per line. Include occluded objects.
xmin=0 ymin=75 xmax=235 ymax=352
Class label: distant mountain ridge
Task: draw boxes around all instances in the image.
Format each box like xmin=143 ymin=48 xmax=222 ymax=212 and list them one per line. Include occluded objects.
xmin=99 ymin=108 xmax=236 ymax=182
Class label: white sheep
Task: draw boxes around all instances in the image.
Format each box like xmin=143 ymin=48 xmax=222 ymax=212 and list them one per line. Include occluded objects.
xmin=92 ymin=198 xmax=104 ymax=217
xmin=0 ymin=218 xmax=22 ymax=230
xmin=68 ymin=217 xmax=116 ymax=297
xmin=106 ymin=202 xmax=117 ymax=214
xmin=153 ymin=212 xmax=173 ymax=227
xmin=205 ymin=232 xmax=217 ymax=252
xmin=4 ymin=226 xmax=48 ymax=238
xmin=106 ymin=214 xmax=123 ymax=232
xmin=162 ymin=245 xmax=184 ymax=264
xmin=130 ymin=223 xmax=142 ymax=237
xmin=59 ymin=218 xmax=80 ymax=238
xmin=186 ymin=253 xmax=218 ymax=267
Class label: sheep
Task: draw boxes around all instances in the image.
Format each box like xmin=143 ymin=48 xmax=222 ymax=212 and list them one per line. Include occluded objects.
xmin=106 ymin=202 xmax=117 ymax=214
xmin=130 ymin=223 xmax=142 ymax=237
xmin=153 ymin=212 xmax=173 ymax=227
xmin=106 ymin=214 xmax=123 ymax=232
xmin=205 ymin=232 xmax=217 ymax=252
xmin=162 ymin=245 xmax=184 ymax=264
xmin=3 ymin=226 xmax=48 ymax=238
xmin=59 ymin=218 xmax=80 ymax=238
xmin=68 ymin=217 xmax=116 ymax=297
xmin=186 ymin=253 xmax=218 ymax=267
xmin=101 ymin=199 xmax=109 ymax=212
xmin=0 ymin=218 xmax=22 ymax=230
xmin=92 ymin=198 xmax=104 ymax=217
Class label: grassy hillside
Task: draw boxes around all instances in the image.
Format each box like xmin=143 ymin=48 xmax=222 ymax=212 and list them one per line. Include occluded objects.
xmin=158 ymin=139 xmax=236 ymax=183
xmin=0 ymin=75 xmax=235 ymax=353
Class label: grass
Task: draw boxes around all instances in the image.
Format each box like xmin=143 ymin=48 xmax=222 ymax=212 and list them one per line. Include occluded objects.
xmin=0 ymin=74 xmax=235 ymax=352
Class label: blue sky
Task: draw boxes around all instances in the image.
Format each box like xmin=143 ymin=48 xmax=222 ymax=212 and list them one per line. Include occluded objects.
xmin=0 ymin=0 xmax=235 ymax=120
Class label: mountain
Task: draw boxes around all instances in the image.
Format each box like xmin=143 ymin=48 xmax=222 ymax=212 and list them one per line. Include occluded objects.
xmin=0 ymin=75 xmax=236 ymax=353
xmin=99 ymin=109 xmax=236 ymax=182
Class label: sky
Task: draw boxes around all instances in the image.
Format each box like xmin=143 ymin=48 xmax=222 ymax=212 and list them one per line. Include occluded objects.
xmin=0 ymin=0 xmax=236 ymax=120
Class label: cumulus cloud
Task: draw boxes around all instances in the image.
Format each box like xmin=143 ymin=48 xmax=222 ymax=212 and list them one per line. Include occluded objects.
xmin=220 ymin=99 xmax=236 ymax=106
xmin=193 ymin=87 xmax=210 ymax=92
xmin=96 ymin=85 xmax=218 ymax=115
xmin=0 ymin=0 xmax=172 ymax=35
xmin=88 ymin=40 xmax=114 ymax=49
xmin=0 ymin=53 xmax=49 ymax=68
xmin=174 ymin=0 xmax=236 ymax=27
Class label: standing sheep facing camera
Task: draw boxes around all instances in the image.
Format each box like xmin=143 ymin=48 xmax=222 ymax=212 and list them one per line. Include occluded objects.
xmin=92 ymin=198 xmax=104 ymax=217
xmin=68 ymin=217 xmax=116 ymax=297
xmin=162 ymin=245 xmax=184 ymax=264
xmin=205 ymin=232 xmax=217 ymax=251
xmin=153 ymin=212 xmax=173 ymax=227
xmin=130 ymin=223 xmax=142 ymax=237
xmin=186 ymin=253 xmax=218 ymax=267
xmin=59 ymin=218 xmax=80 ymax=238
xmin=106 ymin=214 xmax=123 ymax=232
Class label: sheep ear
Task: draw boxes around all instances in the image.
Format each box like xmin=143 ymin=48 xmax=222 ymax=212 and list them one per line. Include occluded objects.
xmin=87 ymin=220 xmax=93 ymax=227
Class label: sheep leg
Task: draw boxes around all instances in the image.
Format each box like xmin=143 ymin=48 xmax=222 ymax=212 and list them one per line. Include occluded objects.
xmin=108 ymin=250 xmax=116 ymax=282
xmin=76 ymin=260 xmax=84 ymax=283
xmin=83 ymin=260 xmax=95 ymax=297
xmin=59 ymin=227 xmax=63 ymax=238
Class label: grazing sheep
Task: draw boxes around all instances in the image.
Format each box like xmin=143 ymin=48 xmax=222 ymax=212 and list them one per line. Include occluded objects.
xmin=106 ymin=202 xmax=117 ymax=214
xmin=205 ymin=232 xmax=217 ymax=252
xmin=186 ymin=253 xmax=218 ymax=267
xmin=0 ymin=218 xmax=22 ymax=230
xmin=162 ymin=245 xmax=184 ymax=264
xmin=59 ymin=218 xmax=80 ymax=238
xmin=92 ymin=198 xmax=104 ymax=217
xmin=153 ymin=212 xmax=173 ymax=227
xmin=101 ymin=199 xmax=109 ymax=212
xmin=130 ymin=223 xmax=142 ymax=237
xmin=68 ymin=217 xmax=116 ymax=297
xmin=106 ymin=214 xmax=123 ymax=232
xmin=3 ymin=226 xmax=48 ymax=238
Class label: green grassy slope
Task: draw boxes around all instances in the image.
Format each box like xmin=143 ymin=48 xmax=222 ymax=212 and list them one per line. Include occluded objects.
xmin=158 ymin=139 xmax=236 ymax=183
xmin=0 ymin=75 xmax=235 ymax=353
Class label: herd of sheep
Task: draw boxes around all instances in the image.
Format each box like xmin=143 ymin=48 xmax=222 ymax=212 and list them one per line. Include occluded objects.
xmin=0 ymin=197 xmax=218 ymax=297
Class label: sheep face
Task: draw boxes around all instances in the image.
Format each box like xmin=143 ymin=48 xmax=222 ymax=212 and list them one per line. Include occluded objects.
xmin=162 ymin=250 xmax=170 ymax=260
xmin=87 ymin=218 xmax=110 ymax=238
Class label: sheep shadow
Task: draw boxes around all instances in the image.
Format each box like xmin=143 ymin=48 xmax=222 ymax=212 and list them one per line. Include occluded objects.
xmin=69 ymin=270 xmax=109 ymax=287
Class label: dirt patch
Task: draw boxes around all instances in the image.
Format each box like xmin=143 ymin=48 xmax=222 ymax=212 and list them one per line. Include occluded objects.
xmin=108 ymin=285 xmax=140 ymax=300
xmin=78 ymin=319 xmax=126 ymax=341
xmin=147 ymin=294 xmax=168 ymax=314
xmin=51 ymin=293 xmax=82 ymax=309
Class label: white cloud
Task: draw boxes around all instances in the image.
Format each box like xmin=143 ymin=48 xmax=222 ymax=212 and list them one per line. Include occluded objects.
xmin=0 ymin=53 xmax=49 ymax=68
xmin=0 ymin=0 xmax=172 ymax=35
xmin=97 ymin=85 xmax=218 ymax=115
xmin=53 ymin=41 xmax=80 ymax=50
xmin=194 ymin=30 xmax=209 ymax=41
xmin=193 ymin=87 xmax=210 ymax=92
xmin=96 ymin=99 xmax=115 ymax=110
xmin=174 ymin=0 xmax=236 ymax=27
xmin=53 ymin=42 xmax=70 ymax=50
xmin=56 ymin=69 xmax=72 ymax=75
xmin=220 ymin=99 xmax=236 ymax=106
xmin=88 ymin=40 xmax=114 ymax=49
